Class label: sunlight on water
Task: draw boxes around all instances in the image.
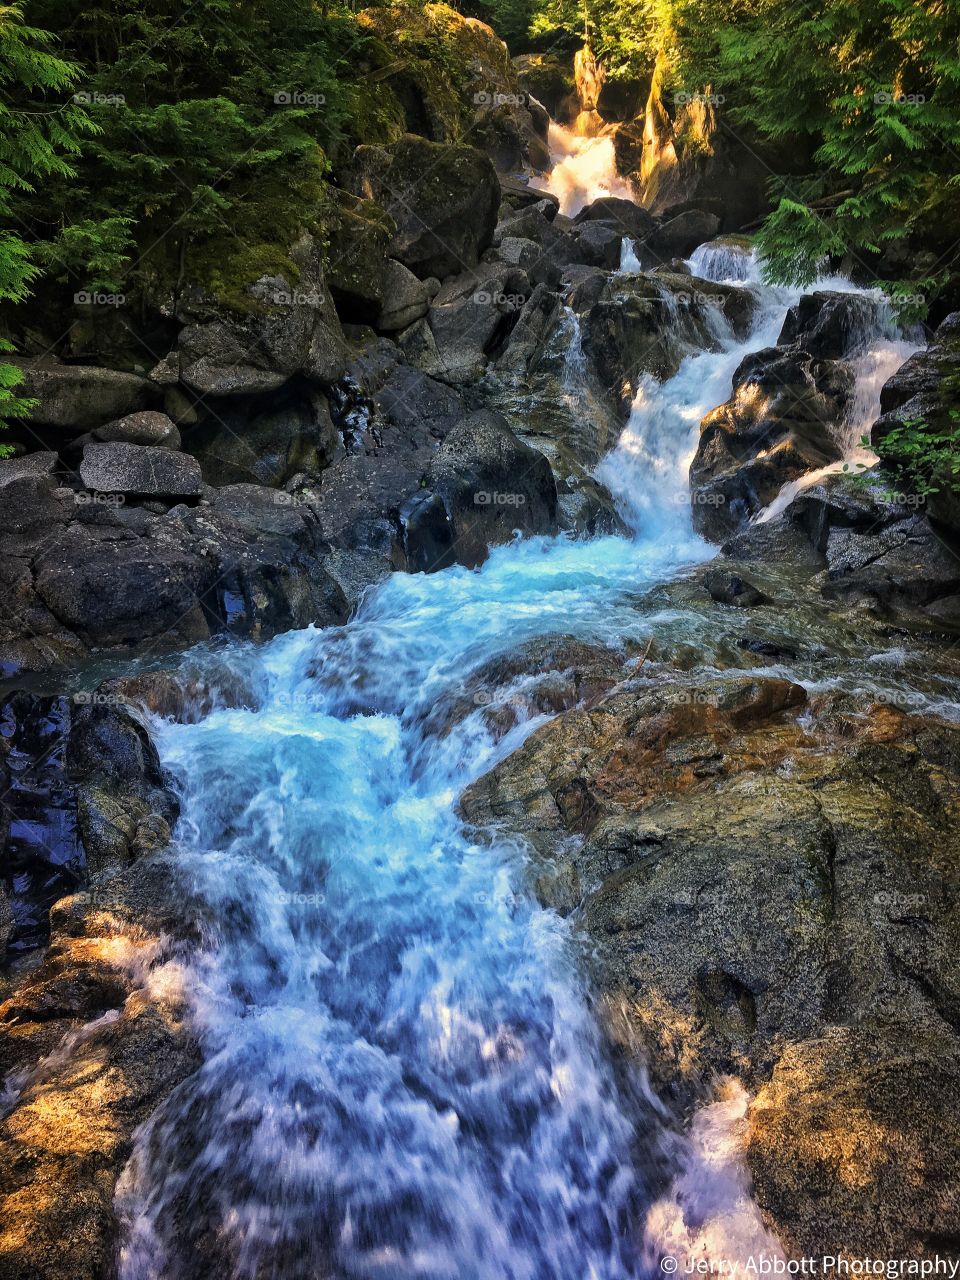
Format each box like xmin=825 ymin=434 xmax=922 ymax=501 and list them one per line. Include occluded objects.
xmin=544 ymin=122 xmax=635 ymax=216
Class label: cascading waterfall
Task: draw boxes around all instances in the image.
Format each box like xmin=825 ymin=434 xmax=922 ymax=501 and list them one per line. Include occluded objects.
xmin=114 ymin=223 xmax=922 ymax=1277
xmin=544 ymin=121 xmax=635 ymax=216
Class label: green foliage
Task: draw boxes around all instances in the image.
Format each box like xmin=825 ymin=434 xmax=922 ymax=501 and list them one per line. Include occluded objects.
xmin=862 ymin=416 xmax=960 ymax=501
xmin=669 ymin=0 xmax=960 ymax=308
xmin=17 ymin=0 xmax=360 ymax=305
xmin=0 ymin=3 xmax=89 ymax=433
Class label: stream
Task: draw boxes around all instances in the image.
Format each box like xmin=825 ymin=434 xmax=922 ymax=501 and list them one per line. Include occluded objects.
xmin=112 ymin=149 xmax=928 ymax=1279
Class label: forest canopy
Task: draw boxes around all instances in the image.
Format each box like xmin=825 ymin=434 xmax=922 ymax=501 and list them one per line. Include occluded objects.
xmin=0 ymin=0 xmax=958 ymax=351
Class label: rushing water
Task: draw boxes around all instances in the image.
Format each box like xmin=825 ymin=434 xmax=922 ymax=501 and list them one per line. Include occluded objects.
xmin=113 ymin=223 xmax=924 ymax=1277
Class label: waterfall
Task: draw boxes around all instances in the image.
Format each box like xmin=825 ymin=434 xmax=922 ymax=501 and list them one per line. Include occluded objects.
xmin=112 ymin=183 xmax=922 ymax=1279
xmin=544 ymin=122 xmax=634 ymax=217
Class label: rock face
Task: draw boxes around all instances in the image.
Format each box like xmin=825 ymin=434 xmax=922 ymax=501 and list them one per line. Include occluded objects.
xmin=690 ymin=339 xmax=854 ymax=540
xmin=353 ymin=135 xmax=500 ymax=280
xmin=778 ymin=290 xmax=888 ymax=358
xmin=0 ymin=857 xmax=200 ymax=1280
xmin=79 ymin=442 xmax=205 ymax=498
xmin=0 ymin=694 xmax=178 ymax=955
xmin=415 ymin=409 xmax=559 ymax=568
xmin=462 ymin=643 xmax=960 ymax=1258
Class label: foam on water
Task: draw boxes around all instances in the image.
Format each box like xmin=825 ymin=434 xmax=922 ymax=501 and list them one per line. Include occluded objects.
xmin=544 ymin=121 xmax=635 ymax=216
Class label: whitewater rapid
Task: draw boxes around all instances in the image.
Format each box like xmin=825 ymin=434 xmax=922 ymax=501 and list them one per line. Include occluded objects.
xmin=113 ymin=244 xmax=918 ymax=1279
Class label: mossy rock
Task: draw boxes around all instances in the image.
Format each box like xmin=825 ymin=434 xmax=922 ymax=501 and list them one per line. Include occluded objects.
xmin=324 ymin=190 xmax=397 ymax=323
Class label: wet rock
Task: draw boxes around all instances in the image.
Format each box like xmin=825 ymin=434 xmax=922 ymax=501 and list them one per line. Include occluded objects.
xmin=462 ymin=663 xmax=960 ymax=1254
xmin=0 ymin=695 xmax=84 ymax=955
xmin=423 ymin=408 xmax=558 ymax=567
xmin=424 ymin=634 xmax=630 ymax=741
xmin=690 ymin=347 xmax=853 ymax=540
xmin=352 ymin=135 xmax=500 ymax=281
xmin=0 ymin=857 xmax=200 ymax=1280
xmin=0 ymin=693 xmax=178 ymax=955
xmin=79 ymin=442 xmax=204 ymax=499
xmin=778 ymin=290 xmax=887 ymax=359
xmin=701 ymin=569 xmax=770 ymax=607
xmin=578 ymin=273 xmax=758 ymax=420
xmin=310 ymin=357 xmax=463 ymax=563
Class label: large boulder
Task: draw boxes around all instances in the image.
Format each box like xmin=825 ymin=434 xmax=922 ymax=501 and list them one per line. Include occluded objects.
xmin=177 ymin=233 xmax=348 ymax=396
xmin=352 ymin=135 xmax=500 ymax=280
xmin=4 ymin=359 xmax=156 ymax=434
xmin=690 ymin=346 xmax=853 ymax=540
xmin=778 ymin=290 xmax=890 ymax=359
xmin=79 ymin=442 xmax=204 ymax=499
xmin=92 ymin=410 xmax=181 ymax=449
xmin=461 ymin=655 xmax=960 ymax=1256
xmin=417 ymin=408 xmax=559 ymax=568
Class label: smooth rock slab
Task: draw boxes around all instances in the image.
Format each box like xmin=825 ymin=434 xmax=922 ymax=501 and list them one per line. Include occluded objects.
xmin=93 ymin=410 xmax=181 ymax=449
xmin=79 ymin=442 xmax=204 ymax=498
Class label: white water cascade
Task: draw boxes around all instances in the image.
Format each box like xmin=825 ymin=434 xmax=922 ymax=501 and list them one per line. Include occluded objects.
xmin=544 ymin=121 xmax=635 ymax=216
xmin=112 ymin=187 xmax=922 ymax=1278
